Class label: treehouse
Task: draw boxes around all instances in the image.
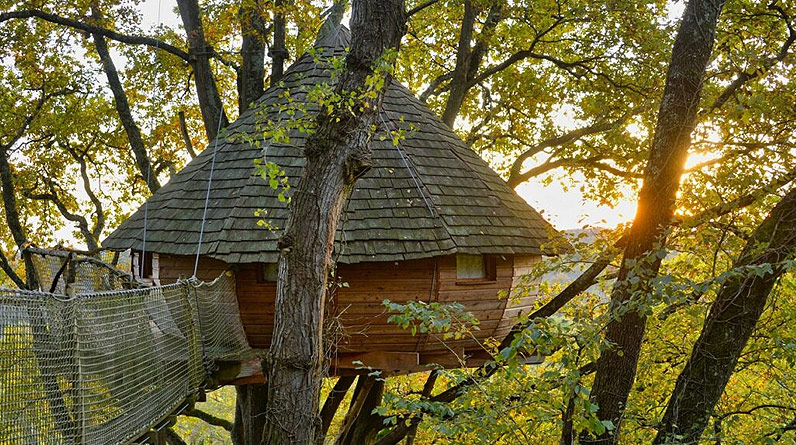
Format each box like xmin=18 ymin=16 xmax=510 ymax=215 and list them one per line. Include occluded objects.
xmin=103 ymin=28 xmax=556 ymax=375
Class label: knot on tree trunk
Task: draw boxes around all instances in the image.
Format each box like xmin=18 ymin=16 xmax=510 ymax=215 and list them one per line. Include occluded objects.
xmin=265 ymin=354 xmax=319 ymax=372
xmin=344 ymin=151 xmax=373 ymax=182
xmin=268 ymin=47 xmax=289 ymax=58
xmin=277 ymin=234 xmax=294 ymax=253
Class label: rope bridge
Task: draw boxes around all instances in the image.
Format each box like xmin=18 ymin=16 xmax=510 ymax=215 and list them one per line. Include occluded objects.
xmin=0 ymin=254 xmax=251 ymax=444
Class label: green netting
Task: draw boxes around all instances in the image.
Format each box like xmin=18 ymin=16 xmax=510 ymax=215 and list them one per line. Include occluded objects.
xmin=0 ymin=257 xmax=250 ymax=444
xmin=30 ymin=251 xmax=135 ymax=294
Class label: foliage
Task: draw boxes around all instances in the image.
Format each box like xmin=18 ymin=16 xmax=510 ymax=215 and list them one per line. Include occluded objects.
xmin=2 ymin=0 xmax=796 ymax=443
xmin=384 ymin=300 xmax=480 ymax=340
xmin=173 ymin=387 xmax=236 ymax=444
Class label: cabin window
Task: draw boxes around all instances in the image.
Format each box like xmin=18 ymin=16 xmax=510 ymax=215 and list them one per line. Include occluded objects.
xmin=132 ymin=251 xmax=159 ymax=284
xmin=132 ymin=251 xmax=154 ymax=278
xmin=260 ymin=263 xmax=279 ymax=282
xmin=456 ymin=254 xmax=496 ymax=281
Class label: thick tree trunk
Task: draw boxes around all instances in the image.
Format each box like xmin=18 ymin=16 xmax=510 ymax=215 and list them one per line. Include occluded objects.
xmin=580 ymin=1 xmax=726 ymax=443
xmin=92 ymin=32 xmax=160 ymax=193
xmin=262 ymin=2 xmax=406 ymax=444
xmin=238 ymin=1 xmax=266 ymax=114
xmin=176 ymin=0 xmax=229 ymax=142
xmin=440 ymin=2 xmax=501 ymax=128
xmin=231 ymin=384 xmax=268 ymax=445
xmin=654 ymin=186 xmax=796 ymax=443
xmin=440 ymin=0 xmax=475 ymax=128
xmin=269 ymin=0 xmax=288 ymax=86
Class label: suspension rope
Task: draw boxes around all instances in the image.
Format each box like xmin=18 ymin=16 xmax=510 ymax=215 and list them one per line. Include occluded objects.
xmin=140 ymin=0 xmax=163 ymax=279
xmin=379 ymin=112 xmax=436 ymax=216
xmin=193 ymin=114 xmax=225 ymax=278
xmin=192 ymin=24 xmax=342 ymax=278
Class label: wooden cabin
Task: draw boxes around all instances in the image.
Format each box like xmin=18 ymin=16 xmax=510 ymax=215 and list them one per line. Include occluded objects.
xmin=103 ymin=28 xmax=556 ymax=374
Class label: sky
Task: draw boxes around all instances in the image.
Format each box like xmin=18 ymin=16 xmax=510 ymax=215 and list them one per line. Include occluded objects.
xmin=132 ymin=0 xmax=639 ymax=231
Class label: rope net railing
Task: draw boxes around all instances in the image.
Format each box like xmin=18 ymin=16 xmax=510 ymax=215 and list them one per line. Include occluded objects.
xmin=190 ymin=272 xmax=250 ymax=363
xmin=0 ymin=263 xmax=251 ymax=444
xmin=29 ymin=249 xmax=135 ymax=294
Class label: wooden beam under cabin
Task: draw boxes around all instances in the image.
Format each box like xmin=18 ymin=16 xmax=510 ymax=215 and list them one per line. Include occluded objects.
xmin=330 ymin=351 xmax=420 ymax=373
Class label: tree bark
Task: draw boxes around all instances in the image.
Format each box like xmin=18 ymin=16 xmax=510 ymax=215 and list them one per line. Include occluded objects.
xmin=320 ymin=376 xmax=356 ymax=440
xmin=262 ymin=1 xmax=406 ymax=443
xmin=231 ymin=384 xmax=268 ymax=444
xmin=580 ymin=1 xmax=726 ymax=443
xmin=654 ymin=186 xmax=796 ymax=443
xmin=0 ymin=146 xmax=78 ymax=440
xmin=92 ymin=32 xmax=161 ymax=194
xmin=440 ymin=1 xmax=501 ymax=127
xmin=176 ymin=0 xmax=229 ymax=142
xmin=440 ymin=0 xmax=475 ymax=128
xmin=178 ymin=111 xmax=198 ymax=158
xmin=336 ymin=376 xmax=385 ymax=445
xmin=238 ymin=0 xmax=267 ymax=113
xmin=269 ymin=0 xmax=288 ymax=86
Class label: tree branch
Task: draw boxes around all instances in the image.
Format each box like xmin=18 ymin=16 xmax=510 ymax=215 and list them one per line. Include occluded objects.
xmin=705 ymin=2 xmax=795 ymax=113
xmin=507 ymin=107 xmax=647 ymax=187
xmin=183 ymin=408 xmax=233 ymax=432
xmin=0 ymin=9 xmax=191 ymax=62
xmin=0 ymin=247 xmax=26 ymax=288
xmin=62 ymin=138 xmax=106 ymax=244
xmin=24 ymin=180 xmax=99 ymax=252
xmin=0 ymin=89 xmax=73 ymax=150
xmin=418 ymin=72 xmax=453 ymax=103
xmin=677 ymin=167 xmax=796 ymax=228
xmin=406 ymin=0 xmax=441 ymax=17
xmin=91 ymin=23 xmax=161 ymax=193
xmin=320 ymin=376 xmax=356 ymax=439
xmin=178 ymin=111 xmax=198 ymax=158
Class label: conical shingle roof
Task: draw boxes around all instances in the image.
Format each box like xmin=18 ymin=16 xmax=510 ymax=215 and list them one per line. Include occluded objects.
xmin=103 ymin=28 xmax=555 ymax=264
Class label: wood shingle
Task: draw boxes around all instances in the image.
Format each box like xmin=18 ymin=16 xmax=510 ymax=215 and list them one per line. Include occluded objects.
xmin=103 ymin=27 xmax=556 ymax=264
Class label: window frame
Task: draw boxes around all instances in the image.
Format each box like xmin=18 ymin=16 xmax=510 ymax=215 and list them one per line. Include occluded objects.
xmin=258 ymin=262 xmax=279 ymax=283
xmin=455 ymin=254 xmax=497 ymax=285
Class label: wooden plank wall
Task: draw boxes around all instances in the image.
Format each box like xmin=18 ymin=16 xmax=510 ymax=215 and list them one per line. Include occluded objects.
xmin=154 ymin=253 xmax=541 ymax=357
xmin=420 ymin=255 xmax=514 ymax=354
xmin=493 ymin=255 xmax=541 ymax=340
xmin=331 ymin=258 xmax=436 ymax=353
xmin=157 ymin=254 xmax=228 ymax=283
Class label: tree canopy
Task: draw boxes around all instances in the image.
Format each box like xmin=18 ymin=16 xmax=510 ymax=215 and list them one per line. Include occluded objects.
xmin=1 ymin=0 xmax=796 ymax=443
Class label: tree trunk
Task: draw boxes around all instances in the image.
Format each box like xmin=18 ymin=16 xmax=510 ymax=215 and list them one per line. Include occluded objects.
xmin=92 ymin=32 xmax=161 ymax=193
xmin=0 ymin=146 xmax=77 ymax=439
xmin=654 ymin=186 xmax=796 ymax=443
xmin=336 ymin=376 xmax=385 ymax=445
xmin=580 ymin=0 xmax=726 ymax=443
xmin=440 ymin=1 xmax=501 ymax=128
xmin=320 ymin=376 xmax=356 ymax=440
xmin=440 ymin=0 xmax=475 ymax=128
xmin=269 ymin=0 xmax=288 ymax=86
xmin=238 ymin=0 xmax=267 ymax=113
xmin=261 ymin=1 xmax=406 ymax=443
xmin=176 ymin=0 xmax=229 ymax=142
xmin=232 ymin=384 xmax=268 ymax=445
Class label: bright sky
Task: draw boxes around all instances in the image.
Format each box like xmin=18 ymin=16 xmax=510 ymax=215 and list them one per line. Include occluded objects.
xmin=518 ymin=179 xmax=637 ymax=230
xmin=132 ymin=0 xmax=639 ymax=231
